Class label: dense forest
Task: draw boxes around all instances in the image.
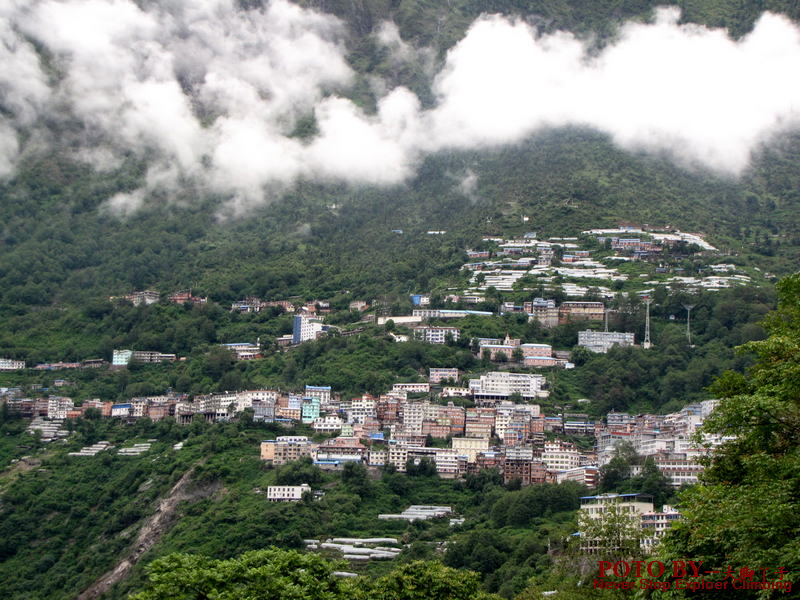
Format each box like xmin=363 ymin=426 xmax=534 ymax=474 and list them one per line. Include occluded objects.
xmin=4 ymin=127 xmax=800 ymax=309
xmin=0 ymin=280 xmax=774 ymax=418
xmin=0 ymin=416 xmax=587 ymax=600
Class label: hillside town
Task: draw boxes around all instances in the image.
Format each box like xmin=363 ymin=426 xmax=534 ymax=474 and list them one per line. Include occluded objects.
xmin=0 ymin=225 xmax=758 ymax=571
xmin=1 ymin=226 xmax=741 ymax=504
xmin=11 ymin=372 xmax=718 ymax=492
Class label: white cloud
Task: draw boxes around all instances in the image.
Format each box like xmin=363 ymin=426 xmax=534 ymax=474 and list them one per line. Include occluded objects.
xmin=100 ymin=188 xmax=146 ymax=216
xmin=426 ymin=9 xmax=800 ymax=173
xmin=0 ymin=118 xmax=19 ymax=178
xmin=306 ymin=87 xmax=425 ymax=184
xmin=0 ymin=1 xmax=799 ymax=211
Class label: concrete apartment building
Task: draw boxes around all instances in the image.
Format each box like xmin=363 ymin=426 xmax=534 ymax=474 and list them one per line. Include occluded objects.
xmin=559 ymin=301 xmax=605 ymax=325
xmin=451 ymin=437 xmax=490 ymax=463
xmin=579 ymin=493 xmax=655 ymax=553
xmin=292 ymin=314 xmax=326 ymax=344
xmin=502 ymin=445 xmax=550 ymax=486
xmin=519 ymin=343 xmax=556 ymax=367
xmin=392 ymin=382 xmax=431 ymax=394
xmin=387 ymin=440 xmax=410 ymax=471
xmin=413 ymin=326 xmax=460 ymax=345
xmin=127 ymin=290 xmax=160 ymax=306
xmin=305 ymin=385 xmax=332 ymax=404
xmin=48 ymin=397 xmax=75 ymax=419
xmin=541 ymin=440 xmax=581 ymax=471
xmin=468 ymin=371 xmax=547 ymax=402
xmin=556 ymin=466 xmax=599 ymax=488
xmin=267 ymin=484 xmax=312 ymax=502
xmin=312 ymin=414 xmax=344 ymax=434
xmin=223 ymin=342 xmax=262 ymax=361
xmin=260 ymin=436 xmax=316 ymax=465
xmin=313 ymin=438 xmax=366 ymax=464
xmin=111 ymin=349 xmax=176 ymax=366
xmin=0 ymin=358 xmax=25 ymax=371
xmin=653 ymin=455 xmax=705 ymax=487
xmin=429 ymin=368 xmax=459 ymax=384
xmin=346 ymin=395 xmax=378 ymax=424
xmin=578 ymin=330 xmax=635 ymax=353
xmin=525 ymin=298 xmax=559 ymax=328
xmin=641 ymin=504 xmax=682 ymax=550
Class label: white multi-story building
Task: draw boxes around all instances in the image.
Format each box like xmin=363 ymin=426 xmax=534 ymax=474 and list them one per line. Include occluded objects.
xmin=641 ymin=505 xmax=682 ymax=550
xmin=128 ymin=290 xmax=160 ymax=306
xmin=412 ymin=309 xmax=442 ymax=319
xmin=578 ymin=330 xmax=635 ymax=353
xmin=237 ymin=390 xmax=279 ymax=411
xmin=223 ymin=343 xmax=261 ymax=360
xmin=48 ymin=397 xmax=74 ymax=419
xmin=132 ymin=351 xmax=177 ymax=363
xmin=504 ymin=445 xmax=534 ymax=460
xmin=388 ymin=441 xmax=410 ymax=472
xmin=579 ymin=493 xmax=655 ymax=553
xmin=367 ymin=448 xmax=387 ymax=467
xmin=267 ymin=484 xmax=312 ymax=502
xmin=654 ymin=455 xmax=705 ymax=488
xmin=293 ymin=315 xmax=325 ymax=344
xmin=413 ymin=326 xmax=460 ymax=345
xmin=111 ymin=403 xmax=132 ymax=418
xmin=112 ymin=349 xmax=134 ymax=366
xmin=401 ymin=401 xmax=428 ymax=434
xmin=347 ymin=395 xmax=377 ymax=424
xmin=542 ymin=440 xmax=580 ymax=471
xmin=392 ymin=382 xmax=431 ymax=394
xmin=433 ymin=448 xmax=460 ymax=478
xmin=0 ymin=358 xmax=24 ymax=371
xmin=196 ymin=393 xmax=238 ymax=419
xmin=494 ymin=409 xmax=513 ymax=439
xmin=312 ymin=415 xmax=344 ymax=434
xmin=130 ymin=399 xmax=148 ymax=418
xmin=556 ymin=466 xmax=599 ymax=488
xmin=111 ymin=349 xmax=175 ymax=366
xmin=500 ymin=401 xmax=540 ymax=417
xmin=305 ymin=385 xmax=332 ymax=404
xmin=468 ymin=371 xmax=547 ymax=401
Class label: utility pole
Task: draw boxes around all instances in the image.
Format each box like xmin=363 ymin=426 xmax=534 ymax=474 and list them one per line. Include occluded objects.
xmin=643 ymin=298 xmax=652 ymax=349
xmin=682 ymin=303 xmax=695 ymax=345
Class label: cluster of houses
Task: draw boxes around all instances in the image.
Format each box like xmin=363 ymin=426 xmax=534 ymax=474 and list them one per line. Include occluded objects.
xmin=5 ymin=372 xmax=715 ymax=493
xmin=595 ymin=401 xmax=725 ymax=487
xmin=0 ymin=358 xmax=108 ymax=372
xmin=256 ymin=398 xmax=713 ymax=493
xmin=463 ymin=229 xmax=753 ymax=297
xmin=579 ymin=493 xmax=683 ymax=552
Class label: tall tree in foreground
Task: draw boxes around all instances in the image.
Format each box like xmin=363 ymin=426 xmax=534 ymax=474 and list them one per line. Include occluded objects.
xmin=129 ymin=549 xmax=354 ymax=600
xmin=130 ymin=548 xmax=499 ymax=600
xmin=657 ymin=273 xmax=800 ymax=598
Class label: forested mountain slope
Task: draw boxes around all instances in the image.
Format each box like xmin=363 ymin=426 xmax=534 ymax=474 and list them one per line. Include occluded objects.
xmin=0 ymin=0 xmax=799 ymax=308
xmin=3 ymin=128 xmax=800 ymax=308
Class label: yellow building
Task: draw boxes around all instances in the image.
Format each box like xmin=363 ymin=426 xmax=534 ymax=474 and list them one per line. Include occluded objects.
xmin=451 ymin=437 xmax=490 ymax=463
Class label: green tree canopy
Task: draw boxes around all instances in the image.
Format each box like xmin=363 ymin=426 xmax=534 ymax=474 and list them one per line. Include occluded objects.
xmin=131 ymin=549 xmax=498 ymax=600
xmin=358 ymin=560 xmax=499 ymax=600
xmin=659 ymin=273 xmax=800 ymax=597
xmin=130 ymin=548 xmax=354 ymax=600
